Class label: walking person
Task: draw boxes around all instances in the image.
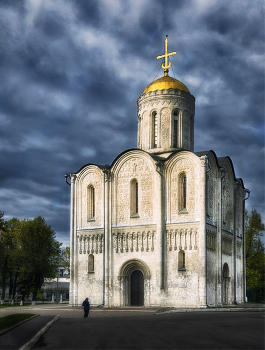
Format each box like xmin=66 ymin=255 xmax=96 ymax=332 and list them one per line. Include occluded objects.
xmin=82 ymin=297 xmax=90 ymax=318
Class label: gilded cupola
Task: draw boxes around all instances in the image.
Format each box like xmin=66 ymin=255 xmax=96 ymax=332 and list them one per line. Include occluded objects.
xmin=137 ymin=36 xmax=195 ymax=154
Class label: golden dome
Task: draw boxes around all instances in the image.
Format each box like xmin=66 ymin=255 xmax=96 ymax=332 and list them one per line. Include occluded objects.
xmin=143 ymin=75 xmax=189 ymax=94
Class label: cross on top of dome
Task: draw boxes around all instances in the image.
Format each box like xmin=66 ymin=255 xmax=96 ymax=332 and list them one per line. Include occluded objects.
xmin=156 ymin=35 xmax=177 ymax=76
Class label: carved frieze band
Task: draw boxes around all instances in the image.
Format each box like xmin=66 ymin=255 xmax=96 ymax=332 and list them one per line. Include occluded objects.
xmin=222 ymin=233 xmax=233 ymax=256
xmin=206 ymin=229 xmax=216 ymax=252
xmin=236 ymin=240 xmax=242 ymax=259
xmin=113 ymin=231 xmax=155 ymax=253
xmin=78 ymin=234 xmax=103 ymax=254
xmin=138 ymin=98 xmax=195 ymax=115
xmin=166 ymin=229 xmax=198 ymax=251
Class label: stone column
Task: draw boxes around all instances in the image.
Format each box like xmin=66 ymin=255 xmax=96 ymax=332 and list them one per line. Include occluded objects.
xmin=216 ymin=169 xmax=223 ymax=306
xmin=155 ymin=161 xmax=164 ymax=293
xmin=69 ymin=174 xmax=77 ymax=306
xmin=199 ymin=156 xmax=207 ymax=307
xmin=104 ymin=168 xmax=110 ymax=307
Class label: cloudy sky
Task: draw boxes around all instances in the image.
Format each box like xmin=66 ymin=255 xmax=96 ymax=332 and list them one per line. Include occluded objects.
xmin=0 ymin=0 xmax=264 ymax=246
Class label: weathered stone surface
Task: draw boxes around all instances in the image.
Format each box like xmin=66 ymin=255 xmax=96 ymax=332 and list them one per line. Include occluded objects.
xmin=68 ymin=82 xmax=246 ymax=308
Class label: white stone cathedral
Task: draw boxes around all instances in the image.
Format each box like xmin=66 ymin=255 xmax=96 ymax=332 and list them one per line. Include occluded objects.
xmin=66 ymin=37 xmax=249 ymax=308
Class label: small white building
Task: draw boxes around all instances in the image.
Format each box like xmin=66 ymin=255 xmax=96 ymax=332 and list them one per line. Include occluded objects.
xmin=66 ymin=38 xmax=248 ymax=308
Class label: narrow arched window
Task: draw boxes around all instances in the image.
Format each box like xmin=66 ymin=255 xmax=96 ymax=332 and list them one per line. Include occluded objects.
xmin=173 ymin=110 xmax=178 ymax=148
xmin=136 ymin=181 xmax=139 ymax=213
xmin=178 ymin=250 xmax=186 ymax=270
xmin=206 ymin=174 xmax=209 ymax=217
xmin=183 ymin=176 xmax=187 ymax=208
xmin=152 ymin=111 xmax=158 ymax=148
xmin=130 ymin=179 xmax=139 ymax=217
xmin=87 ymin=185 xmax=95 ymax=220
xmin=179 ymin=173 xmax=187 ymax=212
xmin=88 ymin=254 xmax=94 ymax=272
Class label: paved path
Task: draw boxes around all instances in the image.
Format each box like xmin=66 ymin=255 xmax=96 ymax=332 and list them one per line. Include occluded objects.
xmin=0 ymin=316 xmax=54 ymax=350
xmin=30 ymin=310 xmax=264 ymax=350
xmin=0 ymin=305 xmax=264 ymax=349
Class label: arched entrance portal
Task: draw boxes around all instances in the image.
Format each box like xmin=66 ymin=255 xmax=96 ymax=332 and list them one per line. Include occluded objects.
xmin=118 ymin=259 xmax=151 ymax=307
xmin=222 ymin=263 xmax=230 ymax=305
xmin=131 ymin=270 xmax=144 ymax=306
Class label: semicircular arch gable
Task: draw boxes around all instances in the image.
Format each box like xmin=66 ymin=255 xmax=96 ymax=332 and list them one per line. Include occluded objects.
xmin=77 ymin=165 xmax=103 ymax=182
xmin=222 ymin=157 xmax=236 ymax=182
xmin=165 ymin=151 xmax=199 ymax=176
xmin=111 ymin=150 xmax=156 ymax=178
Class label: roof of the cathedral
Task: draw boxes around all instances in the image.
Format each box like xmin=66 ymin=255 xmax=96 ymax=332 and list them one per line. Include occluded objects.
xmin=143 ymin=75 xmax=190 ymax=94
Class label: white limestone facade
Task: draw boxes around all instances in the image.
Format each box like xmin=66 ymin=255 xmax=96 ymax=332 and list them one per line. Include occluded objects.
xmin=67 ymin=62 xmax=248 ymax=308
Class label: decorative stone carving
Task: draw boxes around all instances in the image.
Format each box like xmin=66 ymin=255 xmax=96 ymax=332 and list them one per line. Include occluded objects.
xmin=182 ymin=110 xmax=190 ymax=149
xmin=222 ymin=162 xmax=233 ymax=231
xmin=167 ymin=228 xmax=198 ymax=251
xmin=222 ymin=232 xmax=233 ymax=256
xmin=137 ymin=88 xmax=195 ymax=153
xmin=161 ymin=107 xmax=171 ymax=149
xmin=206 ymin=173 xmax=214 ymax=221
xmin=206 ymin=229 xmax=216 ymax=252
xmin=77 ymin=233 xmax=103 ymax=254
xmin=116 ymin=157 xmax=153 ymax=224
xmin=113 ymin=230 xmax=155 ymax=253
xmin=80 ymin=168 xmax=103 ymax=228
xmin=236 ymin=240 xmax=242 ymax=259
xmin=170 ymin=157 xmax=196 ymax=218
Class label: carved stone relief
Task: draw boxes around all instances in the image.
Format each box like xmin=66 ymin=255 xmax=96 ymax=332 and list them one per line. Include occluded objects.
xmin=167 ymin=228 xmax=198 ymax=251
xmin=236 ymin=240 xmax=242 ymax=259
xmin=81 ymin=171 xmax=102 ymax=227
xmin=206 ymin=229 xmax=216 ymax=252
xmin=235 ymin=188 xmax=243 ymax=235
xmin=141 ymin=111 xmax=149 ymax=150
xmin=78 ymin=233 xmax=103 ymax=254
xmin=182 ymin=110 xmax=190 ymax=149
xmin=113 ymin=230 xmax=155 ymax=253
xmin=160 ymin=107 xmax=171 ymax=149
xmin=206 ymin=174 xmax=214 ymax=221
xmin=116 ymin=157 xmax=153 ymax=224
xmin=170 ymin=158 xmax=196 ymax=219
xmin=222 ymin=164 xmax=233 ymax=231
xmin=222 ymin=232 xmax=232 ymax=256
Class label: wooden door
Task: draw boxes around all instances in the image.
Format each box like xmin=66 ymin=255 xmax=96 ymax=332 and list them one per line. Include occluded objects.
xmin=131 ymin=270 xmax=144 ymax=306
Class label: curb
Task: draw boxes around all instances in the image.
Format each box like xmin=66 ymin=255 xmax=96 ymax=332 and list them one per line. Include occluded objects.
xmin=0 ymin=314 xmax=39 ymax=336
xmin=155 ymin=307 xmax=265 ymax=314
xmin=18 ymin=315 xmax=60 ymax=350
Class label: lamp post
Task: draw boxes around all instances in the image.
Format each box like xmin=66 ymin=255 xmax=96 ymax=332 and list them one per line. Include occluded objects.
xmin=56 ymin=249 xmax=61 ymax=304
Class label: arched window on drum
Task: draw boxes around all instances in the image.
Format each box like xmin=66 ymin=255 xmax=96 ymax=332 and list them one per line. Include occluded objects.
xmin=152 ymin=111 xmax=158 ymax=148
xmin=173 ymin=110 xmax=178 ymax=148
xmin=87 ymin=185 xmax=95 ymax=220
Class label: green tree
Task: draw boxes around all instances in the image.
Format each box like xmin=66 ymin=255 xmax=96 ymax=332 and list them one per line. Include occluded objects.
xmin=245 ymin=208 xmax=265 ymax=295
xmin=5 ymin=218 xmax=22 ymax=300
xmin=0 ymin=213 xmax=19 ymax=301
xmin=18 ymin=217 xmax=61 ymax=301
xmin=60 ymin=247 xmax=70 ymax=277
xmin=0 ymin=211 xmax=8 ymax=300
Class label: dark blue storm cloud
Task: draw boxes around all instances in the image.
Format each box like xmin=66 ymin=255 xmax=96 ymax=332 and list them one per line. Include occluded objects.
xmin=0 ymin=0 xmax=264 ymax=245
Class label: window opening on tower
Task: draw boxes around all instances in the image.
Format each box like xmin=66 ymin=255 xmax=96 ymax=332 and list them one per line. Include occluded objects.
xmin=173 ymin=111 xmax=178 ymax=148
xmin=152 ymin=112 xmax=158 ymax=148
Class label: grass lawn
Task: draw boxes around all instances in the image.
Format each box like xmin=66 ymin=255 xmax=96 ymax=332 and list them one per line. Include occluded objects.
xmin=0 ymin=303 xmax=31 ymax=309
xmin=0 ymin=313 xmax=36 ymax=331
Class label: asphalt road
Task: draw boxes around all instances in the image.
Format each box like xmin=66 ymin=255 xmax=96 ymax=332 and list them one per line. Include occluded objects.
xmin=33 ymin=311 xmax=264 ymax=349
